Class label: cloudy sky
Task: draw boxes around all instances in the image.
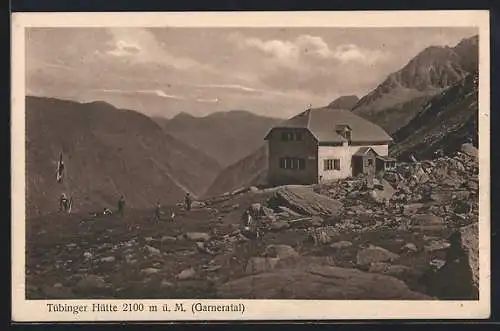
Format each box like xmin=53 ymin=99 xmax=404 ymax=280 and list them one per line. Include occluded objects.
xmin=26 ymin=27 xmax=477 ymax=119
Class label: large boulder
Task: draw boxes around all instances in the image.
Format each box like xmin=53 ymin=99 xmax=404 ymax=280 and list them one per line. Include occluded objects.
xmin=368 ymin=179 xmax=396 ymax=203
xmin=269 ymin=186 xmax=343 ymax=217
xmin=217 ymin=265 xmax=433 ymax=299
xmin=461 ymin=143 xmax=478 ymax=161
xmin=422 ymin=223 xmax=479 ymax=299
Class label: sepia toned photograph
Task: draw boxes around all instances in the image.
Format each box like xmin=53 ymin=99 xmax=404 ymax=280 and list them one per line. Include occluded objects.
xmin=11 ymin=11 xmax=490 ymax=321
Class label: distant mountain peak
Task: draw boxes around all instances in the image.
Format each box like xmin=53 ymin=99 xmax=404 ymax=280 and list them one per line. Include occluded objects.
xmin=172 ymin=111 xmax=196 ymax=120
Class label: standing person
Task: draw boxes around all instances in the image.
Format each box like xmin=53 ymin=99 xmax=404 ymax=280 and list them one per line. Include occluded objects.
xmin=67 ymin=196 xmax=73 ymax=214
xmin=154 ymin=201 xmax=162 ymax=222
xmin=59 ymin=193 xmax=68 ymax=213
xmin=117 ymin=195 xmax=125 ymax=217
xmin=184 ymin=193 xmax=192 ymax=211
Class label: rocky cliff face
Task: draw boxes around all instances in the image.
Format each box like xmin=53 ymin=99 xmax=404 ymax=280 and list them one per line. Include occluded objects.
xmin=352 ymin=35 xmax=478 ymax=134
xmin=390 ymin=72 xmax=478 ymax=161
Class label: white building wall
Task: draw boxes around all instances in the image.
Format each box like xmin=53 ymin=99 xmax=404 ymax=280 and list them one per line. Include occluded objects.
xmin=317 ymin=143 xmax=389 ymax=183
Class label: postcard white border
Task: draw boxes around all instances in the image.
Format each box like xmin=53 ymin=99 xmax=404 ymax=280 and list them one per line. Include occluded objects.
xmin=11 ymin=10 xmax=491 ymax=322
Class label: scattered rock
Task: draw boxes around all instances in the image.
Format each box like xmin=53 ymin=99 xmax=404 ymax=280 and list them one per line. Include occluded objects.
xmin=401 ymin=243 xmax=418 ymax=253
xmin=161 ymin=235 xmax=177 ymax=242
xmin=75 ymin=275 xmax=107 ymax=292
xmin=261 ymin=206 xmax=274 ymax=217
xmin=161 ymin=280 xmax=174 ymax=288
xmin=231 ymin=187 xmax=246 ymax=195
xmin=368 ymin=179 xmax=395 ymax=203
xmin=330 ymin=241 xmax=353 ymax=250
xmin=145 ymin=245 xmax=161 ymax=257
xmin=368 ymin=263 xmax=411 ymax=277
xmin=403 ymin=203 xmax=424 ymax=215
xmin=249 ymin=186 xmax=260 ymax=193
xmin=141 ymin=268 xmax=160 ymax=275
xmin=42 ymin=284 xmax=74 ymax=298
xmin=264 ymin=244 xmax=299 ymax=260
xmin=452 ymin=199 xmax=472 ymax=214
xmin=429 ymin=259 xmax=446 ymax=271
xmin=276 ymin=206 xmax=301 ymax=217
xmin=191 ymin=201 xmax=206 ymax=209
xmin=184 ymin=232 xmax=211 ymax=242
xmin=424 ymin=240 xmax=451 ymax=252
xmin=245 ymin=257 xmax=280 ymax=274
xmin=100 ymin=256 xmax=116 ymax=263
xmin=177 ymin=268 xmax=196 ymax=280
xmin=195 ymin=242 xmax=215 ymax=255
xmin=461 ymin=143 xmax=478 ymax=161
xmin=409 ymin=214 xmax=445 ymax=231
xmin=356 ymin=245 xmax=399 ymax=266
xmin=269 ymin=219 xmax=290 ymax=231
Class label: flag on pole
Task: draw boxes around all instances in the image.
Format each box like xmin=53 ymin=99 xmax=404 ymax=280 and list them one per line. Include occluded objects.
xmin=56 ymin=151 xmax=65 ymax=183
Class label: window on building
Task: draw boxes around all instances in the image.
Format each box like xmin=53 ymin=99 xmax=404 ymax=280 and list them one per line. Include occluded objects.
xmin=367 ymin=159 xmax=374 ymax=166
xmin=324 ymin=159 xmax=340 ymax=171
xmin=345 ymin=131 xmax=352 ymax=141
xmin=334 ymin=159 xmax=341 ymax=170
xmin=279 ymin=157 xmax=305 ymax=170
xmin=298 ymin=158 xmax=305 ymax=170
xmin=281 ymin=131 xmax=303 ymax=141
xmin=279 ymin=157 xmax=285 ymax=169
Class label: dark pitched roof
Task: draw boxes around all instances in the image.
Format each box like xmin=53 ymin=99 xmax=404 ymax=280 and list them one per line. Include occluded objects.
xmin=265 ymin=107 xmax=393 ymax=143
xmin=353 ymin=147 xmax=377 ymax=156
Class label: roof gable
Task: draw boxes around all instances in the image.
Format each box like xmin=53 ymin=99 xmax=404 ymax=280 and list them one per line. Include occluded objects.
xmin=353 ymin=147 xmax=378 ymax=156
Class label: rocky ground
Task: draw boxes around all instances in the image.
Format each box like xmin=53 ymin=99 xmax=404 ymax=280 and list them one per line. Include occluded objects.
xmin=26 ymin=145 xmax=480 ymax=301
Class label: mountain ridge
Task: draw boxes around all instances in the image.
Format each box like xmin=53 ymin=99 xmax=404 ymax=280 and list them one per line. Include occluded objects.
xmin=155 ymin=110 xmax=282 ymax=167
xmin=25 ymin=96 xmax=221 ymax=218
